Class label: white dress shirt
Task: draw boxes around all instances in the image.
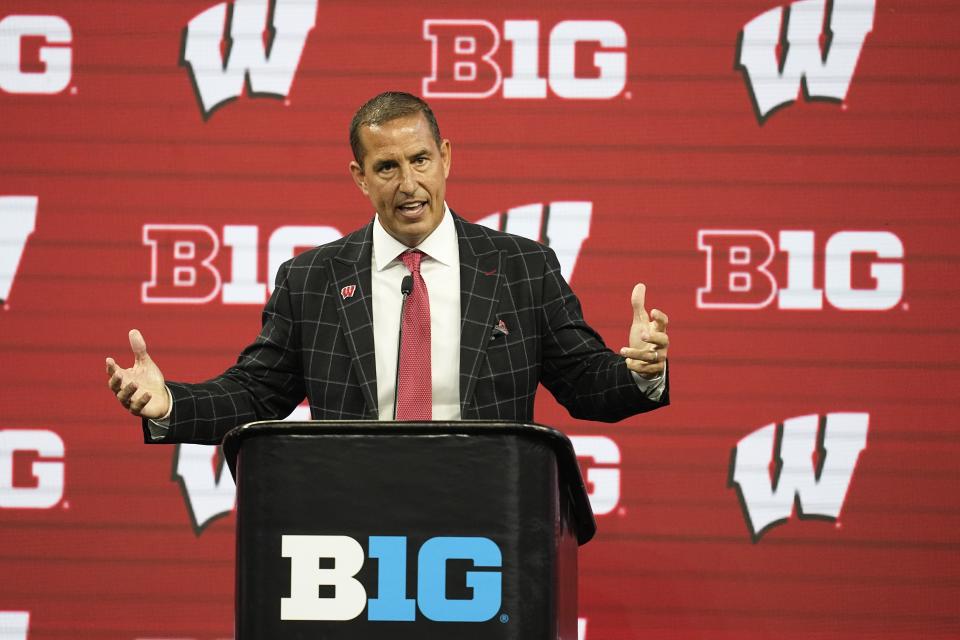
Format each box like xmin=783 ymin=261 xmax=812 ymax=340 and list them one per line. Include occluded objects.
xmin=373 ymin=206 xmax=462 ymax=420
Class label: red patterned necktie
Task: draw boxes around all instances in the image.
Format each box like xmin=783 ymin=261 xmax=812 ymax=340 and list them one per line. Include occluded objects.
xmin=395 ymin=250 xmax=432 ymax=420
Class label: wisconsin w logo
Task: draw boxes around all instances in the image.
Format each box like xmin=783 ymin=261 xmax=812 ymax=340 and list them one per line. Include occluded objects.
xmin=729 ymin=412 xmax=868 ymax=541
xmin=736 ymin=0 xmax=875 ymax=122
xmin=0 ymin=196 xmax=38 ymax=307
xmin=173 ymin=443 xmax=236 ymax=534
xmin=181 ymin=0 xmax=318 ymax=118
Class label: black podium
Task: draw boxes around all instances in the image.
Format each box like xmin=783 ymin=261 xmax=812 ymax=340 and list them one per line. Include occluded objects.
xmin=222 ymin=421 xmax=596 ymax=639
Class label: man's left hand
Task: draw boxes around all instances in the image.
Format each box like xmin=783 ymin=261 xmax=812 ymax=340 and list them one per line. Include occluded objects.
xmin=620 ymin=283 xmax=669 ymax=379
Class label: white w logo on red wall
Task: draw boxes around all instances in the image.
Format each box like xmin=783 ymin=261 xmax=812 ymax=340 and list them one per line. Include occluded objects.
xmin=729 ymin=412 xmax=869 ymax=541
xmin=736 ymin=0 xmax=875 ymax=122
xmin=181 ymin=0 xmax=318 ymax=118
xmin=0 ymin=196 xmax=38 ymax=307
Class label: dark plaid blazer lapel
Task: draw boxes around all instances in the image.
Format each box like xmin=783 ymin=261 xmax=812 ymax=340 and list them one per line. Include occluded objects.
xmin=454 ymin=213 xmax=504 ymax=415
xmin=328 ymin=221 xmax=378 ymax=416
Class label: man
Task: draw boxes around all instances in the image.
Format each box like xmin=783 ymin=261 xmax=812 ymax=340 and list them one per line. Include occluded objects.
xmin=106 ymin=92 xmax=669 ymax=444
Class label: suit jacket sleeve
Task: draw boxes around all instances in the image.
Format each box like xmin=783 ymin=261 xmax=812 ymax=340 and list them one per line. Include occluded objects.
xmin=538 ymin=247 xmax=669 ymax=422
xmin=141 ymin=261 xmax=307 ymax=445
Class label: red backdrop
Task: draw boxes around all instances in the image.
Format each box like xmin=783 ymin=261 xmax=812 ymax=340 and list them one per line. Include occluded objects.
xmin=2 ymin=1 xmax=958 ymax=638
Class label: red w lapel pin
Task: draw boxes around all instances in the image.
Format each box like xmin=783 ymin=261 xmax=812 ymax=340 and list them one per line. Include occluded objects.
xmin=340 ymin=285 xmax=357 ymax=300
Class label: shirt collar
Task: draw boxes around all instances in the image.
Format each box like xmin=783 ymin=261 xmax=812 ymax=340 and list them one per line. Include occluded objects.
xmin=373 ymin=203 xmax=456 ymax=271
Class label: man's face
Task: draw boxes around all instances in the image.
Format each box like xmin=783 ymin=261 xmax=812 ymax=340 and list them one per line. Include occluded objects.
xmin=349 ymin=113 xmax=452 ymax=247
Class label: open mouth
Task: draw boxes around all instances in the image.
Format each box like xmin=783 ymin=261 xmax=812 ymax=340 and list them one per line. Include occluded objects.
xmin=397 ymin=201 xmax=427 ymax=218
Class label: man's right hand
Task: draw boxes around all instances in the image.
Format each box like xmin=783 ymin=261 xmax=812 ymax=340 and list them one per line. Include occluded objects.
xmin=105 ymin=329 xmax=170 ymax=419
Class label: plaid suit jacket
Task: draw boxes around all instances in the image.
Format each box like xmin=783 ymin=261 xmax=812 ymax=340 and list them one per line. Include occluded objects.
xmin=149 ymin=212 xmax=668 ymax=444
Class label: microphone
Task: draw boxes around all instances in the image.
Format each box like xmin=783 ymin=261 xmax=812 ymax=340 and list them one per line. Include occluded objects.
xmin=394 ymin=275 xmax=414 ymax=419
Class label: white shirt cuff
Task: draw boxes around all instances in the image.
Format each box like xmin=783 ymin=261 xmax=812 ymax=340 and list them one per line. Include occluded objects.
xmin=631 ymin=361 xmax=667 ymax=401
xmin=146 ymin=386 xmax=173 ymax=439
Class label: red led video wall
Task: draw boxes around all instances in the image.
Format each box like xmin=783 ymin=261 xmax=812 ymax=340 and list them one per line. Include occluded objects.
xmin=1 ymin=0 xmax=958 ymax=638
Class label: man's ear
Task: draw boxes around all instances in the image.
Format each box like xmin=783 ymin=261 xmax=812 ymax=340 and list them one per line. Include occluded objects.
xmin=440 ymin=139 xmax=452 ymax=179
xmin=349 ymin=160 xmax=368 ymax=196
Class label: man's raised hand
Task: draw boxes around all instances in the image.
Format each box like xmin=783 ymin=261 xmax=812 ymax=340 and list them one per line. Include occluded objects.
xmin=620 ymin=283 xmax=669 ymax=379
xmin=105 ymin=329 xmax=170 ymax=419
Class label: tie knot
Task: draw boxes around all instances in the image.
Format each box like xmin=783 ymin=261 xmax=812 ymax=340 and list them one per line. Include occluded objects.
xmin=401 ymin=250 xmax=424 ymax=274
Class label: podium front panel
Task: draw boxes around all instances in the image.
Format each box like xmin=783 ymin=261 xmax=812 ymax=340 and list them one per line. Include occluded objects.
xmin=232 ymin=424 xmax=583 ymax=639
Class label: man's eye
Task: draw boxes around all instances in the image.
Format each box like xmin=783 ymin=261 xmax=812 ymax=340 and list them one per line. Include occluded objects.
xmin=413 ymin=157 xmax=428 ymax=166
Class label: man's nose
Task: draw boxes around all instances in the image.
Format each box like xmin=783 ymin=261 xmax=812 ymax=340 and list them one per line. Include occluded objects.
xmin=398 ymin=165 xmax=416 ymax=194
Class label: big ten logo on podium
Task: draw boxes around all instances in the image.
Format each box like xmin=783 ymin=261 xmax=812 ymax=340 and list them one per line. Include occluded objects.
xmin=0 ymin=429 xmax=65 ymax=509
xmin=697 ymin=230 xmax=904 ymax=311
xmin=423 ymin=19 xmax=627 ymax=99
xmin=0 ymin=15 xmax=72 ymax=95
xmin=281 ymin=535 xmax=502 ymax=622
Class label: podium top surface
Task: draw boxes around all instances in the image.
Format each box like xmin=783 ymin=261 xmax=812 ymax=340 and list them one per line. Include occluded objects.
xmin=222 ymin=420 xmax=596 ymax=544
